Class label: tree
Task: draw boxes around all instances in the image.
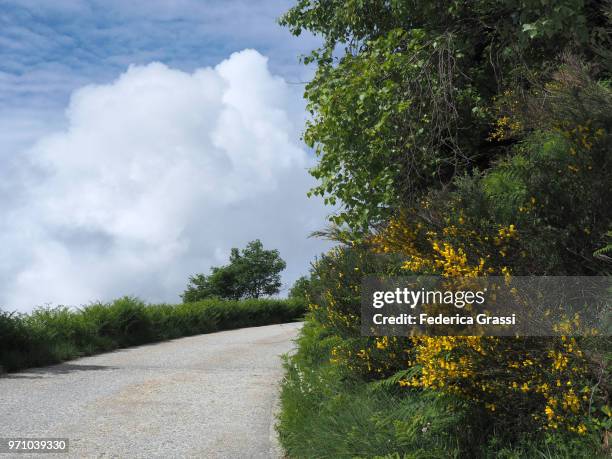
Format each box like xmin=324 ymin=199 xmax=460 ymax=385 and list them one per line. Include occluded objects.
xmin=182 ymin=240 xmax=286 ymax=302
xmin=181 ymin=268 xmax=241 ymax=302
xmin=280 ymin=0 xmax=609 ymax=231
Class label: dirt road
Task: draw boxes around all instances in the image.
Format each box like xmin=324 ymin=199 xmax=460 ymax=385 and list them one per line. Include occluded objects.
xmin=0 ymin=322 xmax=301 ymax=458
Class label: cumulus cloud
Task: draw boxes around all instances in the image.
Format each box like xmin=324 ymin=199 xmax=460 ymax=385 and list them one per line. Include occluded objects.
xmin=1 ymin=49 xmax=330 ymax=312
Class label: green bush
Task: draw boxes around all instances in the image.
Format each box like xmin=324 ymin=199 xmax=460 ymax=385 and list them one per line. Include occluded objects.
xmin=0 ymin=297 xmax=305 ymax=372
xmin=278 ymin=320 xmax=468 ymax=458
xmin=278 ymin=320 xmax=605 ymax=458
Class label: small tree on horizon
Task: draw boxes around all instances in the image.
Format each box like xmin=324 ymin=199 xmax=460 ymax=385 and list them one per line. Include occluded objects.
xmin=182 ymin=239 xmax=286 ymax=302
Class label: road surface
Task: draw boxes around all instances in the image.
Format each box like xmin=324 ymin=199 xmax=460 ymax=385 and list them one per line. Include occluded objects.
xmin=0 ymin=322 xmax=301 ymax=458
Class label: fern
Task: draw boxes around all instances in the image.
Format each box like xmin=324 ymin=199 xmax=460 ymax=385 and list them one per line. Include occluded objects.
xmin=594 ymin=231 xmax=612 ymax=262
xmin=370 ymin=366 xmax=422 ymax=393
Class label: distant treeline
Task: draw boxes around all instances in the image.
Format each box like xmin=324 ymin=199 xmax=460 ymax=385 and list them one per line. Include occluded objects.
xmin=0 ymin=297 xmax=305 ymax=372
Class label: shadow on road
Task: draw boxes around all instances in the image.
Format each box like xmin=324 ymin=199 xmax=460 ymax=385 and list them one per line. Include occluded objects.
xmin=1 ymin=363 xmax=117 ymax=379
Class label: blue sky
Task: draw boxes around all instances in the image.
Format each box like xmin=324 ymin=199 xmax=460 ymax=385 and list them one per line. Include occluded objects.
xmin=0 ymin=0 xmax=317 ymax=109
xmin=0 ymin=1 xmax=331 ymax=311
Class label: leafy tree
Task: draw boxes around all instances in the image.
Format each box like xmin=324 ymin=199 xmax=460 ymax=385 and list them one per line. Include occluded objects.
xmin=182 ymin=240 xmax=286 ymax=302
xmin=230 ymin=239 xmax=287 ymax=299
xmin=280 ymin=0 xmax=610 ymax=231
xmin=181 ymin=269 xmax=241 ymax=302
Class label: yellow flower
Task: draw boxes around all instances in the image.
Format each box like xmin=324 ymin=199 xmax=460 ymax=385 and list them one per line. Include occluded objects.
xmin=521 ymin=382 xmax=530 ymax=392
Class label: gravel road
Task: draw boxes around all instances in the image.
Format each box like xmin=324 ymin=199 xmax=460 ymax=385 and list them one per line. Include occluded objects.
xmin=0 ymin=322 xmax=301 ymax=458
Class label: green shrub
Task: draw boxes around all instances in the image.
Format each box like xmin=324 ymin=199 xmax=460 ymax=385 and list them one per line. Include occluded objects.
xmin=278 ymin=321 xmax=467 ymax=458
xmin=278 ymin=320 xmax=606 ymax=458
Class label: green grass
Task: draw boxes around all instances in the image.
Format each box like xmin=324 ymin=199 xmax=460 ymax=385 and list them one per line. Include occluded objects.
xmin=277 ymin=320 xmax=605 ymax=458
xmin=0 ymin=296 xmax=305 ymax=372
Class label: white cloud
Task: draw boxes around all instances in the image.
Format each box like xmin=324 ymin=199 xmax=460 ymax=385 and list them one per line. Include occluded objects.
xmin=1 ymin=49 xmax=330 ymax=312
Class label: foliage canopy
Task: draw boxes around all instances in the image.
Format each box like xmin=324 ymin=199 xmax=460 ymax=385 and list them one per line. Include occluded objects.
xmin=281 ymin=0 xmax=610 ymax=230
xmin=182 ymin=240 xmax=286 ymax=302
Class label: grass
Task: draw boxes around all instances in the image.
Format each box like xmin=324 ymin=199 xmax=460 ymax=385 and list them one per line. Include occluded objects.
xmin=277 ymin=320 xmax=605 ymax=458
xmin=0 ymin=296 xmax=305 ymax=372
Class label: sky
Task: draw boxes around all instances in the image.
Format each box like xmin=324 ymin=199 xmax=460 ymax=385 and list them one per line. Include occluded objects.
xmin=0 ymin=0 xmax=332 ymax=312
